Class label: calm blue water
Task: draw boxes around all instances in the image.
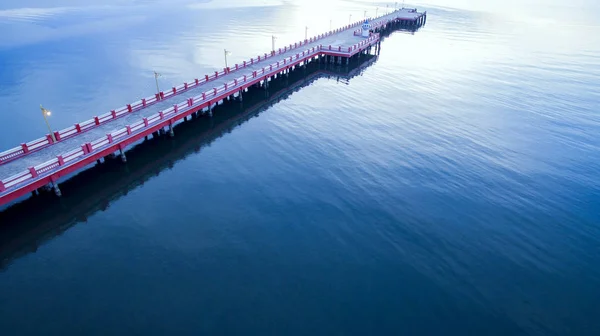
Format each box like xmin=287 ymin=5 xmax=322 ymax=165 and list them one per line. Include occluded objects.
xmin=1 ymin=0 xmax=600 ymax=334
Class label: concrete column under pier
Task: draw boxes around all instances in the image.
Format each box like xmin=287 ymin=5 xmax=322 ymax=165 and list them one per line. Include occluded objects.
xmin=52 ymin=181 xmax=61 ymax=197
xmin=119 ymin=148 xmax=127 ymax=163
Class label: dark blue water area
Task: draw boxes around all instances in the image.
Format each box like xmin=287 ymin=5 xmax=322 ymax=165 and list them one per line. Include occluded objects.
xmin=1 ymin=0 xmax=600 ymax=335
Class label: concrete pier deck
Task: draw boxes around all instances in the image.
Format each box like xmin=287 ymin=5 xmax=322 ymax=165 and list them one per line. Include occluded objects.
xmin=0 ymin=8 xmax=427 ymax=208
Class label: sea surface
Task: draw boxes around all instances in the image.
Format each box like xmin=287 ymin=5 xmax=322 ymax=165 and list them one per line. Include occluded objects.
xmin=1 ymin=0 xmax=599 ymax=335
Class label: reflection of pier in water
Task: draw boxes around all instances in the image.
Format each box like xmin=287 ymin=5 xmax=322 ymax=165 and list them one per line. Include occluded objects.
xmin=0 ymin=54 xmax=378 ymax=271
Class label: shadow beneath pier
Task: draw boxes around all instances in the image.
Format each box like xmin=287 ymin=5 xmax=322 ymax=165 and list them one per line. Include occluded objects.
xmin=375 ymin=18 xmax=426 ymax=38
xmin=0 ymin=54 xmax=378 ymax=271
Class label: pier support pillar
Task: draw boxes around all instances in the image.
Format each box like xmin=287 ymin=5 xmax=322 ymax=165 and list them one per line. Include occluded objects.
xmin=168 ymin=124 xmax=174 ymax=137
xmin=120 ymin=149 xmax=127 ymax=163
xmin=208 ymin=104 xmax=213 ymax=117
xmin=53 ymin=182 xmax=62 ymax=197
xmin=239 ymin=90 xmax=243 ymax=102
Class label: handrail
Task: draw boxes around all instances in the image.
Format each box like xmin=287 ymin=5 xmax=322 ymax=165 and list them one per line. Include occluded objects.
xmin=0 ymin=21 xmax=354 ymax=165
xmin=0 ymin=14 xmax=394 ymax=194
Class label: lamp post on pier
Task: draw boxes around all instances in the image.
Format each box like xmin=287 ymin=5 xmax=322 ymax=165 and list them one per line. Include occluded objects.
xmin=305 ymin=26 xmax=309 ymax=40
xmin=364 ymin=10 xmax=367 ymax=18
xmin=376 ymin=7 xmax=378 ymax=17
xmin=153 ymin=71 xmax=161 ymax=94
xmin=224 ymin=49 xmax=232 ymax=69
xmin=349 ymin=14 xmax=352 ymax=24
xmin=330 ymin=19 xmax=332 ymax=31
xmin=272 ymin=35 xmax=277 ymax=52
xmin=40 ymin=105 xmax=55 ymax=141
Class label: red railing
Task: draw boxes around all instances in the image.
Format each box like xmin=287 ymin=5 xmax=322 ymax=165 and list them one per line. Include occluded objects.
xmin=0 ymin=18 xmax=386 ymax=196
xmin=0 ymin=19 xmax=371 ymax=166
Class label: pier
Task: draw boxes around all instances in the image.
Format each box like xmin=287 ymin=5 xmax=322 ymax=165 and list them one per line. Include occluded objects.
xmin=0 ymin=8 xmax=426 ymax=209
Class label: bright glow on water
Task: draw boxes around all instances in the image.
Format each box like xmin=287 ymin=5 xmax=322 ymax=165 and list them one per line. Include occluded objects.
xmin=0 ymin=0 xmax=599 ymax=335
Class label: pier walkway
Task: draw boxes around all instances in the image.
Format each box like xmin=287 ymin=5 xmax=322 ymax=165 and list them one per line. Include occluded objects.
xmin=0 ymin=8 xmax=427 ymax=208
